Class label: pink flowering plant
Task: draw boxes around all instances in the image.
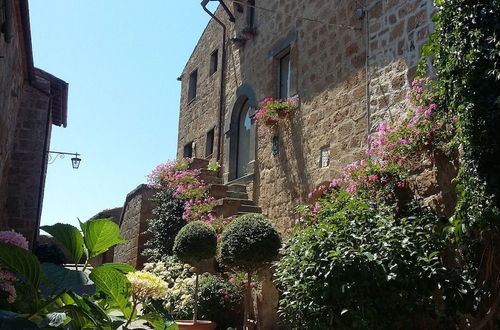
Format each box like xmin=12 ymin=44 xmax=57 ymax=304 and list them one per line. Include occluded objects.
xmin=254 ymin=96 xmax=298 ymax=129
xmin=0 ymin=231 xmax=28 ymax=305
xmin=293 ymin=79 xmax=456 ymax=227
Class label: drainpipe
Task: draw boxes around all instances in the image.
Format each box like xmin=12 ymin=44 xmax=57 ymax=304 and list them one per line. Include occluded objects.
xmin=201 ymin=0 xmax=234 ymax=162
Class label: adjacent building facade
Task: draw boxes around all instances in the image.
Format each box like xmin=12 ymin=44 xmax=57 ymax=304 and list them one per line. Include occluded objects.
xmin=177 ymin=0 xmax=434 ymax=234
xmin=0 ymin=0 xmax=68 ymax=247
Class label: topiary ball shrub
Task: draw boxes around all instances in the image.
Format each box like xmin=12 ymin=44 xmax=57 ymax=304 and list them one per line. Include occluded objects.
xmin=220 ymin=213 xmax=281 ymax=271
xmin=173 ymin=221 xmax=217 ymax=265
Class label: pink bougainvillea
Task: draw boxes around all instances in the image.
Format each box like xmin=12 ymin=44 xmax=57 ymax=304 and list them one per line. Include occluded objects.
xmin=294 ymin=79 xmax=456 ymax=227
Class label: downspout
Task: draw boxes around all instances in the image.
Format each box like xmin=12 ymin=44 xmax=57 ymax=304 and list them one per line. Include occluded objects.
xmin=201 ymin=0 xmax=234 ymax=162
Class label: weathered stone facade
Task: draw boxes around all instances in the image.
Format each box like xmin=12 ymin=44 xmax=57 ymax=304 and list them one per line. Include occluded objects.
xmin=113 ymin=185 xmax=155 ymax=269
xmin=175 ymin=2 xmax=436 ymax=327
xmin=0 ymin=0 xmax=68 ymax=247
xmin=177 ymin=0 xmax=435 ymax=235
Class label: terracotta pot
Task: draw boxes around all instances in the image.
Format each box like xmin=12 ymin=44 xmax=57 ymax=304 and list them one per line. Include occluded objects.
xmin=175 ymin=320 xmax=216 ymax=330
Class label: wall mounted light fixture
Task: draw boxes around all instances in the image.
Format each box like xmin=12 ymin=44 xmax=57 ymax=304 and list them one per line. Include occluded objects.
xmin=47 ymin=151 xmax=82 ymax=169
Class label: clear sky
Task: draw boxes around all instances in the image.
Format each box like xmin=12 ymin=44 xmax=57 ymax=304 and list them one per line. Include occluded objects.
xmin=30 ymin=1 xmax=217 ymax=228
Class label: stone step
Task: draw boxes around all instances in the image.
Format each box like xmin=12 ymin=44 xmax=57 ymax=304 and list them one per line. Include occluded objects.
xmin=199 ymin=174 xmax=222 ymax=185
xmin=227 ymin=184 xmax=247 ymax=193
xmin=227 ymin=191 xmax=248 ymax=199
xmin=239 ymin=204 xmax=262 ymax=213
xmin=208 ymin=184 xmax=228 ymax=200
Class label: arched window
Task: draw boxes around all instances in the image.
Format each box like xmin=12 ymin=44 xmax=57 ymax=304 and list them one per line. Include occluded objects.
xmin=236 ymin=99 xmax=253 ymax=178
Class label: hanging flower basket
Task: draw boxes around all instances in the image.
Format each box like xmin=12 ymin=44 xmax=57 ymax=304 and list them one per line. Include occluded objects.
xmin=254 ymin=96 xmax=299 ymax=129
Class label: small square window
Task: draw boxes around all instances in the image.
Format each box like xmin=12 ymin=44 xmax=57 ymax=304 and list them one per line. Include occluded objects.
xmin=320 ymin=147 xmax=330 ymax=168
xmin=183 ymin=142 xmax=193 ymax=158
xmin=279 ymin=51 xmax=291 ymax=99
xmin=206 ymin=128 xmax=215 ymax=157
xmin=188 ymin=69 xmax=198 ymax=102
xmin=210 ymin=49 xmax=218 ymax=75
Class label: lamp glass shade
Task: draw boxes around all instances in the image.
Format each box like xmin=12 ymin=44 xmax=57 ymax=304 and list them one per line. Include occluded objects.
xmin=71 ymin=157 xmax=81 ymax=169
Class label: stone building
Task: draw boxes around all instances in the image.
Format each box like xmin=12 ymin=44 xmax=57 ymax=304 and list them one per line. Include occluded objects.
xmin=176 ymin=0 xmax=434 ymax=234
xmin=0 ymin=0 xmax=69 ymax=247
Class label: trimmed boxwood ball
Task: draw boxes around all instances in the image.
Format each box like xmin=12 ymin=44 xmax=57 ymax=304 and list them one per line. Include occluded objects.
xmin=220 ymin=213 xmax=281 ymax=271
xmin=173 ymin=221 xmax=217 ymax=264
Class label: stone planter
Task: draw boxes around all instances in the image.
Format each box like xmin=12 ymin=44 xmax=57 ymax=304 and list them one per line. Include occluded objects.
xmin=176 ymin=320 xmax=216 ymax=330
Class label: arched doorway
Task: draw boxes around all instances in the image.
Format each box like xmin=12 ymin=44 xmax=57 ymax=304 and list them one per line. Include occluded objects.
xmin=224 ymin=84 xmax=257 ymax=183
xmin=236 ymin=98 xmax=252 ymax=178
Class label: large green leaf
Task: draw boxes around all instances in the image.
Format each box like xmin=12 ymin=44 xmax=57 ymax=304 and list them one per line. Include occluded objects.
xmin=41 ymin=263 xmax=93 ymax=296
xmin=40 ymin=223 xmax=84 ymax=265
xmin=81 ymin=218 xmax=125 ymax=259
xmin=0 ymin=310 xmax=38 ymax=330
xmin=97 ymin=263 xmax=135 ymax=274
xmin=0 ymin=242 xmax=41 ymax=288
xmin=89 ymin=266 xmax=133 ymax=319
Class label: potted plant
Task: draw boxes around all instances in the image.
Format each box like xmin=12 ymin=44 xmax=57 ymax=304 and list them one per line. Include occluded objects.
xmin=241 ymin=26 xmax=257 ymax=40
xmin=254 ymin=97 xmax=298 ymax=129
xmin=219 ymin=214 xmax=281 ymax=330
xmin=173 ymin=221 xmax=218 ymax=330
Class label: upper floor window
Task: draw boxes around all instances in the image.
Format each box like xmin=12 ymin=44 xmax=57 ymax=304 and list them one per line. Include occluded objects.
xmin=188 ymin=69 xmax=198 ymax=102
xmin=210 ymin=49 xmax=218 ymax=75
xmin=205 ymin=128 xmax=215 ymax=157
xmin=0 ymin=0 xmax=13 ymax=43
xmin=247 ymin=0 xmax=255 ymax=28
xmin=183 ymin=142 xmax=193 ymax=158
xmin=279 ymin=51 xmax=291 ymax=99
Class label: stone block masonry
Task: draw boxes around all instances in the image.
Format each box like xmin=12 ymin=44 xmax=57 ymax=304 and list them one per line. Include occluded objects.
xmin=113 ymin=185 xmax=155 ymax=269
xmin=177 ymin=0 xmax=435 ymax=235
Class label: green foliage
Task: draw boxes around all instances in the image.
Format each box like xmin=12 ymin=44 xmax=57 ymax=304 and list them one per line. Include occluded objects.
xmin=0 ymin=221 xmax=175 ymax=329
xmin=143 ymin=190 xmax=187 ymax=261
xmin=41 ymin=263 xmax=91 ymax=296
xmin=173 ymin=221 xmax=217 ymax=265
xmin=422 ymin=0 xmax=500 ymax=232
xmin=40 ymin=223 xmax=84 ymax=264
xmin=220 ymin=214 xmax=281 ymax=271
xmin=197 ymin=275 xmax=243 ymax=329
xmin=276 ymin=191 xmax=473 ymax=329
xmin=89 ymin=265 xmax=134 ymax=320
xmin=0 ymin=242 xmax=41 ymax=289
xmin=80 ymin=218 xmax=125 ymax=259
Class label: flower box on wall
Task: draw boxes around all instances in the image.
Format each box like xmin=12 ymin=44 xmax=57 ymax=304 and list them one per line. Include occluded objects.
xmin=254 ymin=95 xmax=299 ymax=130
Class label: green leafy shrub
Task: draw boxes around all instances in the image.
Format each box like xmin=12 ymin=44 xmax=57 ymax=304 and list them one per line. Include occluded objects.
xmin=276 ymin=191 xmax=472 ymax=329
xmin=0 ymin=220 xmax=176 ymax=329
xmin=220 ymin=213 xmax=281 ymax=327
xmin=197 ymin=275 xmax=243 ymax=329
xmin=144 ymin=259 xmax=243 ymax=329
xmin=173 ymin=221 xmax=217 ymax=264
xmin=143 ymin=190 xmax=186 ymax=262
xmin=220 ymin=213 xmax=281 ymax=271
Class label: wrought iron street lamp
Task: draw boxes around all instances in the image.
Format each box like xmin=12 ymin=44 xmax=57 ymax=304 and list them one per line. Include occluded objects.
xmin=47 ymin=151 xmax=82 ymax=169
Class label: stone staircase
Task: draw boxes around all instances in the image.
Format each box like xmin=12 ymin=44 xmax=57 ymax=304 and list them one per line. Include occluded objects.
xmin=189 ymin=158 xmax=261 ymax=218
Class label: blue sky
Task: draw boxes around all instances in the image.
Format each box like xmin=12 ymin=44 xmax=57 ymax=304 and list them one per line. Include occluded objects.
xmin=30 ymin=1 xmax=217 ymax=227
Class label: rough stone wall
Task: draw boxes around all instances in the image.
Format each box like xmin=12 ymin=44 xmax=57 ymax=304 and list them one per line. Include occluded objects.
xmin=88 ymin=207 xmax=123 ymax=267
xmin=4 ymin=78 xmax=51 ymax=247
xmin=177 ymin=0 xmax=435 ymax=235
xmin=177 ymin=7 xmax=233 ymax=162
xmin=113 ymin=185 xmax=155 ymax=269
xmin=0 ymin=0 xmax=28 ymax=230
xmin=177 ymin=1 xmax=436 ymax=327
